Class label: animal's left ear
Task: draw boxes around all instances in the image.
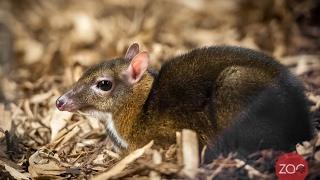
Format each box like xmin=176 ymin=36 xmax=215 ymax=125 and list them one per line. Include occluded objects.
xmin=125 ymin=42 xmax=140 ymax=59
xmin=123 ymin=51 xmax=149 ymax=85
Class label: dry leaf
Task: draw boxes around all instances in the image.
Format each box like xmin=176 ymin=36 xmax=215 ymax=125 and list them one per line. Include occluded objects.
xmin=50 ymin=109 xmax=73 ymax=141
xmin=314 ymin=150 xmax=320 ymax=163
xmin=29 ymin=91 xmax=53 ymax=104
xmin=0 ymin=103 xmax=12 ymax=137
xmin=29 ymin=150 xmax=43 ymax=165
xmin=92 ymin=140 xmax=154 ymax=180
xmin=5 ymin=164 xmax=29 ymax=180
xmin=315 ymin=132 xmax=320 ymax=147
xmin=296 ymin=141 xmax=314 ymax=155
xmin=181 ymin=129 xmax=199 ymax=179
xmin=29 ymin=161 xmax=67 ymax=176
xmin=149 ymin=150 xmax=162 ymax=180
xmin=71 ymin=12 xmax=97 ymax=45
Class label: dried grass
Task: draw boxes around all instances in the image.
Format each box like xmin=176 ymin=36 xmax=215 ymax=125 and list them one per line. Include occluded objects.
xmin=0 ymin=0 xmax=320 ymax=179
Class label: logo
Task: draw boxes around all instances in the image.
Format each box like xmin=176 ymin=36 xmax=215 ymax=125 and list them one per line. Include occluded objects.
xmin=276 ymin=153 xmax=308 ymax=180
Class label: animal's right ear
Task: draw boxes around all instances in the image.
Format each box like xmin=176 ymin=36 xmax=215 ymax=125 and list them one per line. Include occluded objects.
xmin=123 ymin=51 xmax=149 ymax=85
xmin=125 ymin=42 xmax=139 ymax=59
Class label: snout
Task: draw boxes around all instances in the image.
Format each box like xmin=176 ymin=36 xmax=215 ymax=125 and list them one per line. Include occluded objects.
xmin=56 ymin=96 xmax=68 ymax=111
xmin=56 ymin=95 xmax=76 ymax=111
xmin=56 ymin=97 xmax=66 ymax=110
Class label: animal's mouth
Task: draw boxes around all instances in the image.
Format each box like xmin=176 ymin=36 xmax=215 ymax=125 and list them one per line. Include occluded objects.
xmin=71 ymin=106 xmax=95 ymax=116
xmin=76 ymin=109 xmax=90 ymax=116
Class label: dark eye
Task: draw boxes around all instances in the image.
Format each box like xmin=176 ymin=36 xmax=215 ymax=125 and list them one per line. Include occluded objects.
xmin=97 ymin=80 xmax=112 ymax=91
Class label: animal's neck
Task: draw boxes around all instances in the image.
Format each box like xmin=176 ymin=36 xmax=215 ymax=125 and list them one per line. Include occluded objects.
xmin=112 ymin=72 xmax=154 ymax=150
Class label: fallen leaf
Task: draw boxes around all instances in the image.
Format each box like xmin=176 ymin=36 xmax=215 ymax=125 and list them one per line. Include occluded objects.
xmin=5 ymin=164 xmax=29 ymax=180
xmin=92 ymin=140 xmax=154 ymax=180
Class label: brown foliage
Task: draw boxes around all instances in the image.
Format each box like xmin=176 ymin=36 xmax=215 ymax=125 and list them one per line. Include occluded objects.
xmin=0 ymin=0 xmax=319 ymax=179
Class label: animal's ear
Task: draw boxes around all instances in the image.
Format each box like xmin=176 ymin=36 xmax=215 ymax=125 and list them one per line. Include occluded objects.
xmin=124 ymin=51 xmax=149 ymax=85
xmin=125 ymin=42 xmax=139 ymax=59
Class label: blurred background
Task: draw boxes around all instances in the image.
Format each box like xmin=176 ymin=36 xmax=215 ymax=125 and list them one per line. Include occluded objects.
xmin=0 ymin=0 xmax=319 ymax=103
xmin=0 ymin=0 xmax=319 ymax=178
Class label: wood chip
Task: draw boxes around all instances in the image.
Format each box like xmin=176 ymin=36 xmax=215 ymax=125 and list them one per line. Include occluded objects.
xmin=5 ymin=164 xmax=29 ymax=180
xmin=149 ymin=150 xmax=162 ymax=180
xmin=181 ymin=129 xmax=199 ymax=179
xmin=92 ymin=140 xmax=154 ymax=180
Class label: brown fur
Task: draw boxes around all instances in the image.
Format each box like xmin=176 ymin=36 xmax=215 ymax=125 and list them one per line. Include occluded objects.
xmin=56 ymin=44 xmax=315 ymax=163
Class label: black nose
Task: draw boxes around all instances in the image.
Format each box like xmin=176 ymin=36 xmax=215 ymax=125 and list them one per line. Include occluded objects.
xmin=56 ymin=98 xmax=65 ymax=109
